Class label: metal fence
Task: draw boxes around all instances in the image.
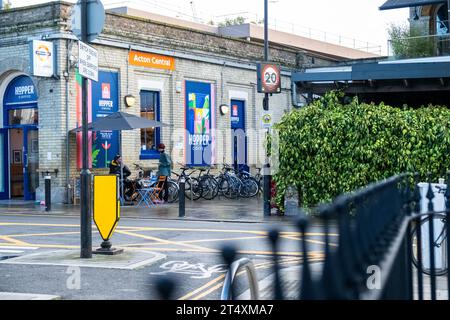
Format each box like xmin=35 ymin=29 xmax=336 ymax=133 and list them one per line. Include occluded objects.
xmin=156 ymin=172 xmax=450 ymax=300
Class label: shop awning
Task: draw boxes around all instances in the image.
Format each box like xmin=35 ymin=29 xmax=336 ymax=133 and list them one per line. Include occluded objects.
xmin=379 ymin=0 xmax=445 ymax=10
xmin=71 ymin=111 xmax=171 ymax=132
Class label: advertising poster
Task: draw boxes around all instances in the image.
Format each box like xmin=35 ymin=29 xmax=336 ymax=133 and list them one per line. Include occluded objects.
xmin=76 ymin=70 xmax=119 ymax=169
xmin=185 ymin=81 xmax=215 ymax=166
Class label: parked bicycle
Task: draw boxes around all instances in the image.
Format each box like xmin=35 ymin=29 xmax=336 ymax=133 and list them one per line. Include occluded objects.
xmin=411 ymin=185 xmax=448 ymax=276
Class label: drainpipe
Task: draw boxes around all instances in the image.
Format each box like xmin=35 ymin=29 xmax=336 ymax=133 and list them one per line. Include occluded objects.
xmin=65 ymin=39 xmax=71 ymax=204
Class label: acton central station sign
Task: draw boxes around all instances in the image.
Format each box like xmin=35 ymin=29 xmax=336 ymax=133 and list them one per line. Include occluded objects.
xmin=129 ymin=50 xmax=175 ymax=71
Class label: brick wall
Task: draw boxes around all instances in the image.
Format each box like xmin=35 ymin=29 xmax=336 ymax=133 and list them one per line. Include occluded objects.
xmin=0 ymin=2 xmax=337 ymax=203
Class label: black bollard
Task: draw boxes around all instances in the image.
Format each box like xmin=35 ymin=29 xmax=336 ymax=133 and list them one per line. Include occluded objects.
xmin=156 ymin=276 xmax=176 ymax=300
xmin=179 ymin=177 xmax=185 ymax=217
xmin=45 ymin=174 xmax=51 ymax=211
xmin=221 ymin=245 xmax=237 ymax=300
xmin=267 ymin=229 xmax=283 ymax=300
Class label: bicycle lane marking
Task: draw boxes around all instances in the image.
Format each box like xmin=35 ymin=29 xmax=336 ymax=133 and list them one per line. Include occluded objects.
xmin=184 ymin=257 xmax=321 ymax=300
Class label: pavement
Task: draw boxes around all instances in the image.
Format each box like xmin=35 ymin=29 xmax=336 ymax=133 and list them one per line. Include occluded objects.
xmin=0 ymin=197 xmax=289 ymax=223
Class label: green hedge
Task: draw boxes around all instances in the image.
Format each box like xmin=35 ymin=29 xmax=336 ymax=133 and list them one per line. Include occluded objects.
xmin=273 ymin=91 xmax=450 ymax=209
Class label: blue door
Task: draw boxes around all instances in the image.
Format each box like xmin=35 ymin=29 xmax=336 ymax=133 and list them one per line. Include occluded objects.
xmin=0 ymin=129 xmax=9 ymax=200
xmin=230 ymin=100 xmax=248 ymax=172
xmin=3 ymin=75 xmax=39 ymax=200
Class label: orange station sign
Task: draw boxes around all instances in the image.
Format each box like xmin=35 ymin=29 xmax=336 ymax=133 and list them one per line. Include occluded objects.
xmin=129 ymin=50 xmax=175 ymax=71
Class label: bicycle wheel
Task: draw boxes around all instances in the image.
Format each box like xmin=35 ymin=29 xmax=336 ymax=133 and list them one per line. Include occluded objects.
xmin=185 ymin=177 xmax=203 ymax=201
xmin=411 ymin=214 xmax=448 ymax=276
xmin=223 ymin=175 xmax=240 ymax=199
xmin=199 ymin=176 xmax=219 ymax=200
xmin=239 ymin=177 xmax=259 ymax=198
xmin=164 ymin=180 xmax=179 ymax=203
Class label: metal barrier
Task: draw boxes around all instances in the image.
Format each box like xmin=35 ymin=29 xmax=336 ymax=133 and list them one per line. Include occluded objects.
xmin=220 ymin=256 xmax=260 ymax=300
xmin=155 ymin=172 xmax=450 ymax=300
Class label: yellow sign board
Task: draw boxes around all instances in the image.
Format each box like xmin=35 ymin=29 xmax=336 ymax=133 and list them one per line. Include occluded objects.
xmin=93 ymin=175 xmax=120 ymax=241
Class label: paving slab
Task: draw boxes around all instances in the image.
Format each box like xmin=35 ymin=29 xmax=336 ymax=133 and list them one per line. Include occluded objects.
xmin=0 ymin=249 xmax=166 ymax=270
xmin=0 ymin=292 xmax=60 ymax=300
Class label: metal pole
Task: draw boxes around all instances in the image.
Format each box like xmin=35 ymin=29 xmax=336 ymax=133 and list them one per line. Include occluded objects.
xmin=179 ymin=177 xmax=185 ymax=217
xmin=80 ymin=0 xmax=92 ymax=259
xmin=263 ymin=0 xmax=271 ymax=216
xmin=45 ymin=174 xmax=51 ymax=212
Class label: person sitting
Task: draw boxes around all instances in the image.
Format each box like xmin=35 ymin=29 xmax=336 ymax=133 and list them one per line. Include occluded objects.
xmin=110 ymin=154 xmax=133 ymax=200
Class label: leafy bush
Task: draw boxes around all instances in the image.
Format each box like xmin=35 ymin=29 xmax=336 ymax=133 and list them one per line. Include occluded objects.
xmin=388 ymin=23 xmax=434 ymax=58
xmin=273 ymin=91 xmax=450 ymax=209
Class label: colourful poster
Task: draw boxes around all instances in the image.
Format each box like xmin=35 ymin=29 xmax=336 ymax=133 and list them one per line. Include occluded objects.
xmin=185 ymin=81 xmax=215 ymax=166
xmin=76 ymin=71 xmax=119 ymax=169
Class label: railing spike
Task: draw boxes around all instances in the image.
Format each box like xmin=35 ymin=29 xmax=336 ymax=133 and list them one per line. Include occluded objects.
xmin=296 ymin=216 xmax=315 ymax=300
xmin=426 ymin=172 xmax=435 ymax=213
xmin=267 ymin=229 xmax=283 ymax=300
xmin=155 ymin=276 xmax=176 ymax=300
xmin=221 ymin=245 xmax=237 ymax=300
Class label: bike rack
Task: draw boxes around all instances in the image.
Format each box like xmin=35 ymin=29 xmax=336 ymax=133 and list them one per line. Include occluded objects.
xmin=220 ymin=258 xmax=260 ymax=300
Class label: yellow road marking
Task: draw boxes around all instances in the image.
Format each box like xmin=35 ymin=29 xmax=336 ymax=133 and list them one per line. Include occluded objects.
xmin=115 ymin=230 xmax=219 ymax=253
xmin=0 ymin=236 xmax=32 ymax=246
xmin=7 ymin=231 xmax=80 ymax=238
xmin=281 ymin=235 xmax=339 ymax=247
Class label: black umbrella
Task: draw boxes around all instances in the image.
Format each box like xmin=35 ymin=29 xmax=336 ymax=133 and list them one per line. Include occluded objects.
xmin=71 ymin=111 xmax=170 ymax=131
xmin=71 ymin=111 xmax=170 ymax=205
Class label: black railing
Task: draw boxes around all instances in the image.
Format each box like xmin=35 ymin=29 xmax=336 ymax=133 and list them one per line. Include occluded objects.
xmin=156 ymin=172 xmax=450 ymax=300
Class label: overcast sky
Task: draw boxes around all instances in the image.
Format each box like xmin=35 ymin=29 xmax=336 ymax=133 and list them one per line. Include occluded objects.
xmin=7 ymin=0 xmax=409 ymax=55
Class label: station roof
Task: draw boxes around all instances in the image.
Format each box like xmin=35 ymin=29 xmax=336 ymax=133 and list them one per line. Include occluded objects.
xmin=292 ymin=56 xmax=450 ymax=105
xmin=379 ymin=0 xmax=446 ymax=10
xmin=292 ymin=56 xmax=450 ymax=83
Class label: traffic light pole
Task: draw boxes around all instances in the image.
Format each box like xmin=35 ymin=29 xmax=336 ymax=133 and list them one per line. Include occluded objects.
xmin=263 ymin=0 xmax=271 ymax=217
xmin=80 ymin=0 xmax=92 ymax=258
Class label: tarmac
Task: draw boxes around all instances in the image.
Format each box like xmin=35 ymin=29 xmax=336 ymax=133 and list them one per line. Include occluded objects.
xmin=0 ymin=197 xmax=289 ymax=224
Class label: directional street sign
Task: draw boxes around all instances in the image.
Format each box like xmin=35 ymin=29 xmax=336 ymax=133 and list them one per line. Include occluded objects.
xmin=93 ymin=175 xmax=120 ymax=241
xmin=70 ymin=0 xmax=105 ymax=42
xmin=78 ymin=41 xmax=98 ymax=81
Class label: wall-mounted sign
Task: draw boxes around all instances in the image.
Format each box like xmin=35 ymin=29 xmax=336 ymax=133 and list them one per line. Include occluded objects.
xmin=31 ymin=40 xmax=54 ymax=77
xmin=185 ymin=81 xmax=215 ymax=166
xmin=129 ymin=50 xmax=175 ymax=71
xmin=257 ymin=63 xmax=281 ymax=94
xmin=78 ymin=41 xmax=98 ymax=81
xmin=4 ymin=75 xmax=38 ymax=106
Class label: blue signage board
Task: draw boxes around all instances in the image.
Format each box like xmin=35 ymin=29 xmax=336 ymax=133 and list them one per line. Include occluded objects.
xmin=3 ymin=75 xmax=38 ymax=107
xmin=90 ymin=71 xmax=119 ymax=168
xmin=185 ymin=81 xmax=215 ymax=166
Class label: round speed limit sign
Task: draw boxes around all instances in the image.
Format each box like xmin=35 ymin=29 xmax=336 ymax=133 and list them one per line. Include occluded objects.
xmin=261 ymin=64 xmax=281 ymax=93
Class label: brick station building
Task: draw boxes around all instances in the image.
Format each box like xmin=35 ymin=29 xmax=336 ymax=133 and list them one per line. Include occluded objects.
xmin=0 ymin=1 xmax=377 ymax=203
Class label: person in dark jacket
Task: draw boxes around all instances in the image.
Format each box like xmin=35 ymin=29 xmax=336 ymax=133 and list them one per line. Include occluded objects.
xmin=109 ymin=154 xmax=132 ymax=200
xmin=157 ymin=143 xmax=172 ymax=203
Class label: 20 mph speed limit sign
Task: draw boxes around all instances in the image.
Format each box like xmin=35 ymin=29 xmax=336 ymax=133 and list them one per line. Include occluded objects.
xmin=257 ymin=63 xmax=281 ymax=94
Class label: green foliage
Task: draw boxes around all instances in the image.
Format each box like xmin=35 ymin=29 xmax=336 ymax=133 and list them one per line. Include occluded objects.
xmin=273 ymin=91 xmax=450 ymax=210
xmin=388 ymin=23 xmax=434 ymax=58
xmin=218 ymin=16 xmax=246 ymax=27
